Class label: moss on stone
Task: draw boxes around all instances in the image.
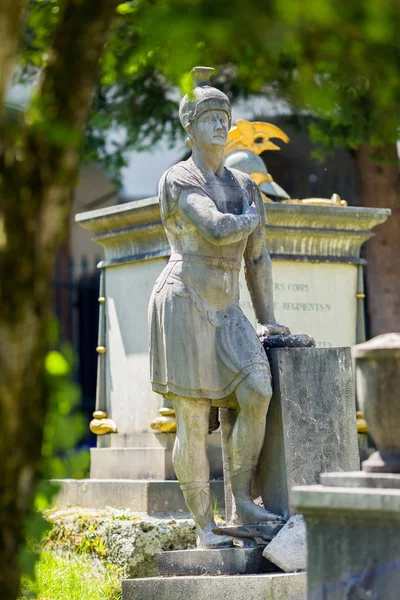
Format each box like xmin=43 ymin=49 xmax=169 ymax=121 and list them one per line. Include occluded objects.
xmin=45 ymin=508 xmax=197 ymax=578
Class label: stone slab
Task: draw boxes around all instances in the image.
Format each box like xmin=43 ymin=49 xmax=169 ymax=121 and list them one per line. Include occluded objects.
xmin=122 ymin=572 xmax=306 ymax=600
xmin=320 ymin=471 xmax=400 ymax=489
xmin=52 ymin=479 xmax=225 ymax=515
xmin=263 ymin=515 xmax=306 ymax=573
xmin=256 ymin=347 xmax=359 ymax=519
xmin=292 ymin=484 xmax=400 ymax=516
xmin=158 ymin=547 xmax=277 ymax=576
xmin=92 ymin=432 xmax=223 ymax=480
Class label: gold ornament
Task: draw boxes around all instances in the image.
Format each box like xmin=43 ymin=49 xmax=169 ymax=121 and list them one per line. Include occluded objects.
xmin=89 ymin=410 xmax=118 ymax=435
xmin=356 ymin=411 xmax=368 ymax=434
xmin=283 ymin=193 xmax=348 ymax=207
xmin=225 ymin=120 xmax=289 ymax=156
xmin=151 ymin=407 xmax=177 ymax=433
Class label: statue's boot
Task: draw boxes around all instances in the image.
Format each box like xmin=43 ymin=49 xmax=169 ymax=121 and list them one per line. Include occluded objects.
xmin=180 ymin=482 xmax=233 ymax=548
xmin=230 ymin=464 xmax=282 ymax=524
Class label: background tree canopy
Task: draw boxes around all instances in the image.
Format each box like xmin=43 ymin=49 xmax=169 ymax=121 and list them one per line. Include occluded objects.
xmin=21 ymin=0 xmax=400 ymax=183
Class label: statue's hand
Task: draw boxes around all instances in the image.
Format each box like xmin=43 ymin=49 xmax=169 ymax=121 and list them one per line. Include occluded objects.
xmin=242 ymin=197 xmax=257 ymax=215
xmin=257 ymin=321 xmax=291 ymax=339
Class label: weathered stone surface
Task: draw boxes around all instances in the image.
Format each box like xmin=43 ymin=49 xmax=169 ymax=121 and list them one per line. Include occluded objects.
xmin=94 ymin=432 xmax=223 ymax=480
xmin=122 ymin=572 xmax=306 ymax=600
xmin=292 ymin=484 xmax=400 ymax=516
xmin=46 ymin=508 xmax=197 ymax=578
xmin=262 ymin=333 xmax=315 ymax=349
xmin=91 ymin=447 xmax=177 ymax=480
xmin=256 ymin=347 xmax=359 ymax=518
xmin=263 ymin=515 xmax=306 ymax=573
xmin=158 ymin=547 xmax=277 ymax=576
xmin=321 ymin=471 xmax=400 ymax=489
xmin=53 ymin=479 xmax=225 ymax=514
xmin=293 ymin=484 xmax=400 ymax=600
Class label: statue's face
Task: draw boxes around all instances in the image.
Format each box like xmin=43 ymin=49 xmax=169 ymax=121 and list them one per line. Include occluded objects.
xmin=190 ymin=109 xmax=229 ymax=148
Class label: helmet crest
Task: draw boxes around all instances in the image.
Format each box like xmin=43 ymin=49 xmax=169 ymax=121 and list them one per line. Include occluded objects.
xmin=179 ymin=66 xmax=232 ymax=130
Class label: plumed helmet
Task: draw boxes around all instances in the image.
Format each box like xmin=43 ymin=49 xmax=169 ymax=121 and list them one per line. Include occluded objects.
xmin=179 ymin=66 xmax=232 ymax=130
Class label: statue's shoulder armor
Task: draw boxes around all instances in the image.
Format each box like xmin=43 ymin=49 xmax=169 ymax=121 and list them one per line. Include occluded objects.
xmin=158 ymin=161 xmax=190 ymax=222
xmin=225 ymin=166 xmax=255 ymax=190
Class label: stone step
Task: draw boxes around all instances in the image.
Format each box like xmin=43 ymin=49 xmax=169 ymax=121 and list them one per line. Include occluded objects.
xmin=158 ymin=547 xmax=279 ymax=577
xmin=122 ymin=572 xmax=306 ymax=600
xmin=53 ymin=479 xmax=225 ymax=514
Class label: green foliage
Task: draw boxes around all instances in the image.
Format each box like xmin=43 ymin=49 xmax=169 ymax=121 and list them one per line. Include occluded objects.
xmin=20 ymin=338 xmax=90 ymax=591
xmin=20 ymin=550 xmax=121 ymax=600
xmin=19 ymin=0 xmax=400 ymax=177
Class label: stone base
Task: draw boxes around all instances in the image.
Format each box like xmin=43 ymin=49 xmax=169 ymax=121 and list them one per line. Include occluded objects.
xmin=93 ymin=431 xmax=223 ymax=480
xmin=53 ymin=479 xmax=225 ymax=515
xmin=157 ymin=547 xmax=279 ymax=577
xmin=122 ymin=572 xmax=306 ymax=600
xmin=293 ymin=475 xmax=400 ymax=600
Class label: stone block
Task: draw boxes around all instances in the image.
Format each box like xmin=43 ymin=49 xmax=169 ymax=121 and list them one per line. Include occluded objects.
xmin=292 ymin=481 xmax=400 ymax=600
xmin=92 ymin=432 xmax=223 ymax=480
xmin=256 ymin=347 xmax=359 ymax=518
xmin=263 ymin=515 xmax=306 ymax=573
xmin=53 ymin=479 xmax=225 ymax=515
xmin=157 ymin=547 xmax=277 ymax=576
xmin=122 ymin=572 xmax=306 ymax=600
xmin=90 ymin=447 xmax=176 ymax=480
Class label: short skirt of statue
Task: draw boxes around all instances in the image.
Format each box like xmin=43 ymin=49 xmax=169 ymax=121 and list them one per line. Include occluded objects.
xmin=149 ymin=262 xmax=271 ymax=400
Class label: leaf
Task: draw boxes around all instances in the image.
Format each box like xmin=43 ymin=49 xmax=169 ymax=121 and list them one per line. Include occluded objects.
xmin=45 ymin=351 xmax=70 ymax=376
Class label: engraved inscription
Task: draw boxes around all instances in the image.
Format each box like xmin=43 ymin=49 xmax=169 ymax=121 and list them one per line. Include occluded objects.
xmin=239 ymin=262 xmax=358 ymax=348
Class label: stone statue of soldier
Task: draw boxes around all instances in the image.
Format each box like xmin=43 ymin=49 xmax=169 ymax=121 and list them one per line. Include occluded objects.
xmin=149 ymin=67 xmax=290 ymax=548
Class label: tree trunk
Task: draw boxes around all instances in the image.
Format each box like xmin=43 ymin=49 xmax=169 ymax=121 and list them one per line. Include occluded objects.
xmin=355 ymin=143 xmax=400 ymax=337
xmin=0 ymin=1 xmax=120 ymax=597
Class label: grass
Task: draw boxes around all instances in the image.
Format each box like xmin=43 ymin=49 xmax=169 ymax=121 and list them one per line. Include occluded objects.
xmin=20 ymin=550 xmax=121 ymax=600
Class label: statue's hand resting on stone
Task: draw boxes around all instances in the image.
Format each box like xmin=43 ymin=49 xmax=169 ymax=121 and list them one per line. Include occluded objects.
xmin=258 ymin=322 xmax=291 ymax=339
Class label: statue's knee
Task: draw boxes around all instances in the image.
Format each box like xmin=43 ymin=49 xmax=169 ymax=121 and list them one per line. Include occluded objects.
xmin=240 ymin=371 xmax=271 ymax=415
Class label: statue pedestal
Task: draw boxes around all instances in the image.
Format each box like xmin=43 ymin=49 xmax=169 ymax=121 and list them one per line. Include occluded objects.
xmin=259 ymin=346 xmax=359 ymax=518
xmin=222 ymin=347 xmax=360 ymax=523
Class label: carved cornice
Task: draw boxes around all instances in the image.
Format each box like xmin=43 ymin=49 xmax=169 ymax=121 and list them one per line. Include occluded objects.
xmin=76 ymin=198 xmax=390 ymax=267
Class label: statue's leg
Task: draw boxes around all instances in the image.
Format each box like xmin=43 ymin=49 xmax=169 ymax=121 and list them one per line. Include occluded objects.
xmin=228 ymin=370 xmax=279 ymax=523
xmin=171 ymin=394 xmax=233 ymax=548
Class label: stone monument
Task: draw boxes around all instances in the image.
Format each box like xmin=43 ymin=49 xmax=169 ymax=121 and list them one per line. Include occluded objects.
xmin=59 ymin=67 xmax=389 ymax=522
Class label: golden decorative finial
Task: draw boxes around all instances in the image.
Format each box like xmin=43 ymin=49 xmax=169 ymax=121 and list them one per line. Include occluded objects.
xmin=356 ymin=411 xmax=368 ymax=434
xmin=150 ymin=407 xmax=177 ymax=433
xmin=90 ymin=411 xmax=118 ymax=435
